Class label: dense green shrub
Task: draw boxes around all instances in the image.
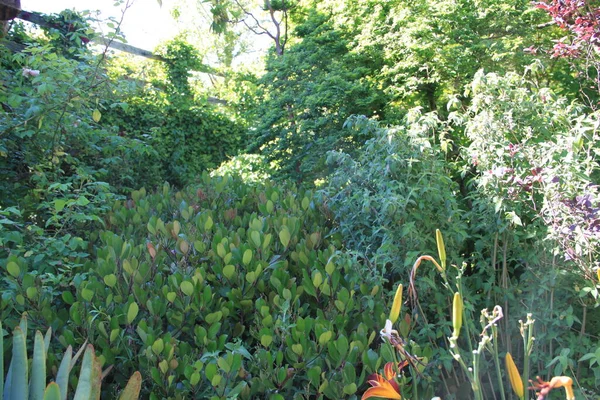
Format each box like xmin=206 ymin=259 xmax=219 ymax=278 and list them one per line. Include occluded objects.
xmin=464 ymin=70 xmax=600 ymax=278
xmin=104 ymin=95 xmax=246 ymax=188
xmin=320 ymin=114 xmax=467 ymax=272
xmin=459 ymin=70 xmax=600 ymax=389
xmin=211 ymin=153 xmax=274 ymax=185
xmin=2 ymin=174 xmax=397 ymax=398
xmin=103 ymin=38 xmax=247 ymax=188
xmin=0 ymin=22 xmax=158 ymax=292
xmin=247 ymin=10 xmax=389 ymax=184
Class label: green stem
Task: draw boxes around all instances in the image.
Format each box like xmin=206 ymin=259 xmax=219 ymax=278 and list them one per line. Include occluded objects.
xmin=413 ymin=373 xmax=419 ymax=399
xmin=472 ymin=351 xmax=483 ymax=400
xmin=522 ymin=317 xmax=534 ymax=400
xmin=491 ymin=326 xmax=506 ymax=400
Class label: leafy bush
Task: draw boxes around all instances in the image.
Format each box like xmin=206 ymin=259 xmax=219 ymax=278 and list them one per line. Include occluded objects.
xmin=247 ymin=10 xmax=389 ymax=184
xmin=0 ymin=20 xmax=158 ymax=295
xmin=211 ymin=153 xmax=274 ymax=185
xmin=103 ymin=95 xmax=246 ymax=188
xmin=458 ymin=70 xmax=600 ymax=390
xmin=320 ymin=114 xmax=467 ymax=272
xmin=465 ymin=70 xmax=600 ymax=280
xmin=103 ymin=38 xmax=247 ymax=188
xmin=3 ymin=174 xmax=397 ymax=398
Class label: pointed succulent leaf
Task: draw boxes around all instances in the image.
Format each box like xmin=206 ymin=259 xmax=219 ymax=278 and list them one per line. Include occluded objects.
xmin=73 ymin=345 xmax=95 ymax=400
xmin=10 ymin=327 xmax=28 ymax=400
xmin=70 ymin=340 xmax=88 ymax=372
xmin=43 ymin=383 xmax=61 ymax=400
xmin=44 ymin=328 xmax=52 ymax=355
xmin=118 ymin=371 xmax=142 ymax=400
xmin=89 ymin=352 xmax=102 ymax=400
xmin=56 ymin=346 xmax=73 ymax=400
xmin=30 ymin=330 xmax=47 ymax=400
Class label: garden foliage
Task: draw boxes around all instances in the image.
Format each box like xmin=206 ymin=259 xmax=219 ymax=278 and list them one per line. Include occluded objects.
xmin=3 ymin=175 xmax=396 ymax=398
xmin=103 ymin=38 xmax=246 ymax=188
xmin=320 ymin=114 xmax=466 ymax=270
xmin=248 ymin=9 xmax=389 ymax=184
xmin=1 ymin=1 xmax=600 ymax=399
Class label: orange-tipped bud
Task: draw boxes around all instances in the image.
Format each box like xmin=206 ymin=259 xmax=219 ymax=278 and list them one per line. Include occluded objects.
xmin=389 ymin=284 xmax=403 ymax=324
xmin=531 ymin=376 xmax=574 ymax=400
xmin=554 ymin=376 xmax=575 ymax=400
xmin=505 ymin=352 xmax=524 ymax=398
xmin=452 ymin=292 xmax=463 ymax=339
xmin=435 ymin=229 xmax=446 ymax=271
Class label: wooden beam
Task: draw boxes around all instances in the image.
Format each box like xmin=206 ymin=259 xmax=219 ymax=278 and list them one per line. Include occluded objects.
xmin=12 ymin=7 xmax=224 ymax=77
xmin=15 ymin=10 xmax=48 ymax=27
xmin=92 ymin=37 xmax=165 ymax=61
xmin=207 ymin=96 xmax=228 ymax=105
xmin=0 ymin=38 xmax=23 ymax=52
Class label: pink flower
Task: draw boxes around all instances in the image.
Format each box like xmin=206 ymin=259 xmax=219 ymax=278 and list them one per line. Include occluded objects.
xmin=22 ymin=68 xmax=40 ymax=77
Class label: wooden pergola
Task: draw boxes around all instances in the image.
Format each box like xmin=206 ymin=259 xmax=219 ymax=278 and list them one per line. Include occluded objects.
xmin=1 ymin=4 xmax=227 ymax=105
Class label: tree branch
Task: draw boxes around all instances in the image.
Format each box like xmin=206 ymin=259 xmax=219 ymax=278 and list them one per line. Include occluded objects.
xmin=234 ymin=0 xmax=275 ymax=39
xmin=265 ymin=0 xmax=283 ymax=55
xmin=240 ymin=17 xmax=275 ymax=39
xmin=536 ymin=20 xmax=556 ymax=29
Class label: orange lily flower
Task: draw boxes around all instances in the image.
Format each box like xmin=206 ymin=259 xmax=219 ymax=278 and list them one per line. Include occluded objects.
xmin=362 ymin=362 xmax=404 ymax=400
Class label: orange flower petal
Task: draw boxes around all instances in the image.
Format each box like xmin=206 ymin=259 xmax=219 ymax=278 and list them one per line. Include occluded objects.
xmin=367 ymin=373 xmax=386 ymax=385
xmin=361 ymin=383 xmax=402 ymax=400
xmin=388 ymin=378 xmax=401 ymax=395
xmin=384 ymin=362 xmax=396 ymax=380
xmin=398 ymin=360 xmax=409 ymax=371
xmin=549 ymin=376 xmax=575 ymax=400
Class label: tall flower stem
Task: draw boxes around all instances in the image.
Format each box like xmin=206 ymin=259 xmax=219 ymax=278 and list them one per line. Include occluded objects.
xmin=472 ymin=347 xmax=484 ymax=400
xmin=491 ymin=324 xmax=506 ymax=400
xmin=521 ymin=314 xmax=535 ymax=400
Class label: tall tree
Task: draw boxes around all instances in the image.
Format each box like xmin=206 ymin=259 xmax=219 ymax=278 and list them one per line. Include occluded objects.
xmin=205 ymin=0 xmax=295 ymax=56
xmin=248 ymin=7 xmax=388 ymax=183
xmin=344 ymin=0 xmax=555 ymax=113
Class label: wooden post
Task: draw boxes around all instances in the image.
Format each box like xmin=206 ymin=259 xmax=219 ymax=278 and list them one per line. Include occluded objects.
xmin=0 ymin=0 xmax=20 ymax=37
xmin=0 ymin=0 xmax=20 ymax=21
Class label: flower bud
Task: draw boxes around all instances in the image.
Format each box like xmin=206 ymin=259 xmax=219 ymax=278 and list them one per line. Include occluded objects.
xmin=549 ymin=376 xmax=574 ymax=400
xmin=435 ymin=229 xmax=446 ymax=270
xmin=389 ymin=284 xmax=403 ymax=324
xmin=452 ymin=292 xmax=463 ymax=339
xmin=505 ymin=352 xmax=524 ymax=398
